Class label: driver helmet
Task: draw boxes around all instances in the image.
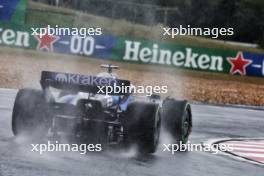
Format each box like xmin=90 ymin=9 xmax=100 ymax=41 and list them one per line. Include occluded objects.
xmin=97 ymin=72 xmax=117 ymax=79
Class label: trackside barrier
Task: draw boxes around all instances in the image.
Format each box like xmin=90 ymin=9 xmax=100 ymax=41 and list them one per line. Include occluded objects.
xmin=0 ymin=23 xmax=264 ymax=77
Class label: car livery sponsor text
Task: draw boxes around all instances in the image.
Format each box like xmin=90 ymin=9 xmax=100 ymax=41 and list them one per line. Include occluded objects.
xmin=54 ymin=73 xmax=117 ymax=86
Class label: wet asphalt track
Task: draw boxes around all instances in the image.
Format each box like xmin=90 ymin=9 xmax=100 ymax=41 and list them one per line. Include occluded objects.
xmin=0 ymin=89 xmax=263 ymax=176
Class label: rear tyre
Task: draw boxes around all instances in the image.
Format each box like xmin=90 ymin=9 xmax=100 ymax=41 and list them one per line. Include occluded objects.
xmin=124 ymin=102 xmax=161 ymax=154
xmin=12 ymin=88 xmax=51 ymax=137
xmin=162 ymin=98 xmax=192 ymax=144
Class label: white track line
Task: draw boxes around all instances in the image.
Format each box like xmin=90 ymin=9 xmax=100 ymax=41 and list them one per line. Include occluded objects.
xmin=235 ymin=153 xmax=264 ymax=158
xmin=225 ymin=141 xmax=264 ymax=145
xmin=232 ymin=147 xmax=264 ymax=152
xmin=228 ymin=144 xmax=264 ymax=149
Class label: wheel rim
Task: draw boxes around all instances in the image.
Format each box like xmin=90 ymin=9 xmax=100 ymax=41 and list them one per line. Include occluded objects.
xmin=182 ymin=110 xmax=190 ymax=143
xmin=154 ymin=110 xmax=161 ymax=146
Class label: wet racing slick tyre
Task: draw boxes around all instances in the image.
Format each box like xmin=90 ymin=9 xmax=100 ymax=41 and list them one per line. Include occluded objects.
xmin=161 ymin=98 xmax=192 ymax=144
xmin=12 ymin=88 xmax=51 ymax=137
xmin=124 ymin=102 xmax=161 ymax=154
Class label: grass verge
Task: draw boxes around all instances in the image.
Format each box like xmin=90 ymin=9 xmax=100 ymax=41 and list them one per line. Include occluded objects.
xmin=26 ymin=1 xmax=264 ymax=54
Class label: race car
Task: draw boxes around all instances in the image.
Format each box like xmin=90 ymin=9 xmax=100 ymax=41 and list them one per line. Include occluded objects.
xmin=12 ymin=64 xmax=192 ymax=154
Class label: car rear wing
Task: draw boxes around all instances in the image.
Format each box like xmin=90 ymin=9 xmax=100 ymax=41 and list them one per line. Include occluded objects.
xmin=40 ymin=71 xmax=131 ymax=95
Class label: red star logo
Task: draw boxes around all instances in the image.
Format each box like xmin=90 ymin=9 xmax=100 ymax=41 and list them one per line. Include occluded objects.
xmin=35 ymin=32 xmax=60 ymax=52
xmin=227 ymin=52 xmax=252 ymax=75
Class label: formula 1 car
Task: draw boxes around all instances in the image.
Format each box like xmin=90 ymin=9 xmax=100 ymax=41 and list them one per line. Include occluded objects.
xmin=12 ymin=64 xmax=192 ymax=154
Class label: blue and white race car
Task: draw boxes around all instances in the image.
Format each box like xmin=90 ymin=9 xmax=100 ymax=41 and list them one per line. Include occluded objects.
xmin=12 ymin=64 xmax=192 ymax=154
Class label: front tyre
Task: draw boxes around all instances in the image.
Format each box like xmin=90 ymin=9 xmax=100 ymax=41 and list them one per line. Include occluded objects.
xmin=162 ymin=98 xmax=192 ymax=144
xmin=12 ymin=88 xmax=51 ymax=137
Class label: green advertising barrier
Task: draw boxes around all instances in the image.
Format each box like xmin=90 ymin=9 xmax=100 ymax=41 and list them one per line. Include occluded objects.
xmin=112 ymin=38 xmax=264 ymax=77
xmin=0 ymin=22 xmax=37 ymax=49
xmin=12 ymin=0 xmax=28 ymax=25
xmin=0 ymin=22 xmax=264 ymax=77
xmin=0 ymin=0 xmax=28 ymax=25
xmin=112 ymin=37 xmax=236 ymax=73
